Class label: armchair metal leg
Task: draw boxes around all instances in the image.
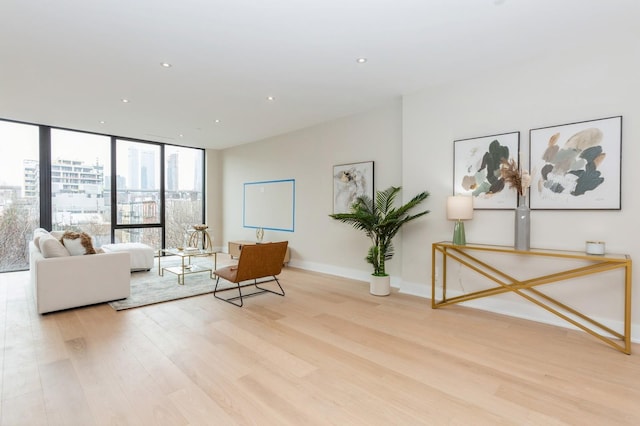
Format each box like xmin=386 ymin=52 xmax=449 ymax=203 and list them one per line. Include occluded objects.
xmin=213 ymin=276 xmax=284 ymax=307
xmin=254 ymin=276 xmax=285 ymax=297
xmin=214 ymin=276 xmax=244 ymax=307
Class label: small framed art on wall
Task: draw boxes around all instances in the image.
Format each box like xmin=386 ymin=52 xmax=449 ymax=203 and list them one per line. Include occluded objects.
xmin=333 ymin=161 xmax=374 ymax=214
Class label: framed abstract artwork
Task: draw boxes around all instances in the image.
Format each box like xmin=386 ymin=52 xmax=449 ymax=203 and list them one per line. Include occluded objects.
xmin=453 ymin=131 xmax=520 ymax=209
xmin=333 ymin=161 xmax=374 ymax=214
xmin=529 ymin=116 xmax=622 ymax=210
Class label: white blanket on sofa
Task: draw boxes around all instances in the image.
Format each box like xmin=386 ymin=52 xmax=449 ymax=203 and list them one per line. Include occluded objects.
xmin=101 ymin=243 xmax=154 ymax=271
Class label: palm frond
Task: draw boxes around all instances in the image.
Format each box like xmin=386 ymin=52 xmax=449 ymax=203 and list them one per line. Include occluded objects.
xmin=329 ymin=186 xmax=430 ymax=276
xmin=375 ymin=186 xmax=400 ymax=216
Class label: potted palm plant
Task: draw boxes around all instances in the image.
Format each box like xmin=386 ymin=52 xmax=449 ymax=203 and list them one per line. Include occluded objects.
xmin=329 ymin=186 xmax=430 ymax=296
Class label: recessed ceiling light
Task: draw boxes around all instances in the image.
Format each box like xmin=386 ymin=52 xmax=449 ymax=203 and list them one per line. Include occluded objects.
xmin=215 ymin=119 xmax=220 ymax=123
xmin=179 ymin=134 xmax=184 ymax=138
xmin=121 ymin=98 xmax=130 ymax=103
xmin=160 ymin=62 xmax=172 ymax=68
xmin=266 ymin=96 xmax=275 ymax=101
xmin=356 ymin=57 xmax=368 ymax=64
xmin=99 ymin=120 xmax=105 ymax=124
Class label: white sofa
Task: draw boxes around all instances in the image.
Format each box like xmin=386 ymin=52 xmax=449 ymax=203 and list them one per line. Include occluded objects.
xmin=29 ymin=229 xmax=131 ymax=314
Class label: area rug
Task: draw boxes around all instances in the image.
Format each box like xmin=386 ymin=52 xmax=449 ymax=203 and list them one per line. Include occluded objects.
xmin=109 ymin=256 xmax=235 ymax=311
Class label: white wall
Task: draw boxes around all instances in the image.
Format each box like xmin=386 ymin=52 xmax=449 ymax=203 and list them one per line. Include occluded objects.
xmin=402 ymin=38 xmax=640 ymax=340
xmin=216 ymin=36 xmax=640 ymax=342
xmin=220 ymin=100 xmax=407 ymax=282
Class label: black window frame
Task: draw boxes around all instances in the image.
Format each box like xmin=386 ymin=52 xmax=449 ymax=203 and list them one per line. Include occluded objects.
xmin=0 ymin=116 xmax=206 ymax=271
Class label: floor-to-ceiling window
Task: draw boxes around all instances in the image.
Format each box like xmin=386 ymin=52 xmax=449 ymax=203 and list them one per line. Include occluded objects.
xmin=115 ymin=139 xmax=163 ymax=248
xmin=51 ymin=129 xmax=112 ymax=246
xmin=0 ymin=118 xmax=205 ymax=273
xmin=0 ymin=120 xmax=40 ymax=272
xmin=164 ymin=145 xmax=205 ymax=248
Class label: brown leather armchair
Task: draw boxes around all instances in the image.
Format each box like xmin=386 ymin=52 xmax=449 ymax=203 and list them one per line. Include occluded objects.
xmin=213 ymin=241 xmax=288 ymax=307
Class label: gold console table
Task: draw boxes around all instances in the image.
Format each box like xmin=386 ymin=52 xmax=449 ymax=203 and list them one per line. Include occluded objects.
xmin=431 ymin=242 xmax=632 ymax=354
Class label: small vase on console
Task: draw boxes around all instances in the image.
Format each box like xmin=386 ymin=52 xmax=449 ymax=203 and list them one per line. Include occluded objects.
xmin=514 ymin=195 xmax=530 ymax=251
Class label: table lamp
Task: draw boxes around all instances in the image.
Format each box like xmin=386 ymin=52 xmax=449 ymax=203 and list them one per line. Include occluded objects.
xmin=447 ymin=195 xmax=473 ymax=245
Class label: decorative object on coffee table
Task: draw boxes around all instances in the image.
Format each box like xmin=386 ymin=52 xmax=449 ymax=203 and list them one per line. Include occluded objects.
xmin=188 ymin=224 xmax=213 ymax=250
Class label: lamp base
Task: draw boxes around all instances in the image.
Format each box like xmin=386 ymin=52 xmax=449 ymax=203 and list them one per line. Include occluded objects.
xmin=452 ymin=220 xmax=466 ymax=245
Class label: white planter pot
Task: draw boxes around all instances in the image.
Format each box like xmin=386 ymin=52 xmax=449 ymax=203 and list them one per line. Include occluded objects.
xmin=370 ymin=274 xmax=390 ymax=296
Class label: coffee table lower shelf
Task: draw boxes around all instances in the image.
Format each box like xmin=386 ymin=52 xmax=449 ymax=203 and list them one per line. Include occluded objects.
xmin=161 ymin=265 xmax=213 ymax=285
xmin=158 ymin=248 xmax=218 ymax=285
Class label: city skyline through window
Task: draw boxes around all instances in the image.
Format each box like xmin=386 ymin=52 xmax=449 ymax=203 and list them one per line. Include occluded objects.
xmin=0 ymin=118 xmax=206 ymax=273
xmin=1 ymin=127 xmax=201 ymax=192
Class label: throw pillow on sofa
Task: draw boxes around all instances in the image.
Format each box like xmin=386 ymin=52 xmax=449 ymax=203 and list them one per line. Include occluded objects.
xmin=33 ymin=228 xmax=50 ymax=251
xmin=61 ymin=231 xmax=96 ymax=256
xmin=39 ymin=233 xmax=71 ymax=258
xmin=33 ymin=229 xmax=66 ymax=251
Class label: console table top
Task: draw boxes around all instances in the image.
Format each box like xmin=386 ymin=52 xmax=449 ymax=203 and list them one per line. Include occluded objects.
xmin=434 ymin=241 xmax=630 ymax=261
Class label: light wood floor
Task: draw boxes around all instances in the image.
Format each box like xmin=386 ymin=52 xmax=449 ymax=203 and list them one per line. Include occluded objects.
xmin=1 ymin=261 xmax=639 ymax=426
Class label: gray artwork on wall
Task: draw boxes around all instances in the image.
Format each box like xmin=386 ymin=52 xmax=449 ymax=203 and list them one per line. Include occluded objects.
xmin=333 ymin=161 xmax=374 ymax=214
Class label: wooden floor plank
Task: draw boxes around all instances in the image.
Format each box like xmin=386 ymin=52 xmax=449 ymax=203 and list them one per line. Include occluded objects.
xmin=0 ymin=390 xmax=48 ymax=426
xmin=1 ymin=267 xmax=640 ymax=425
xmin=39 ymin=359 xmax=95 ymax=425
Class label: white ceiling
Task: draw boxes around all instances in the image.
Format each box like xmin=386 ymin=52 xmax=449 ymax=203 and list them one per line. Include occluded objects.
xmin=1 ymin=0 xmax=637 ymax=150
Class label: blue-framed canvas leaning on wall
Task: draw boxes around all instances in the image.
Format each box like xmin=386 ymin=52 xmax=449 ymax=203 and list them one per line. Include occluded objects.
xmin=453 ymin=132 xmax=520 ymax=209
xmin=333 ymin=161 xmax=374 ymax=214
xmin=529 ymin=116 xmax=622 ymax=210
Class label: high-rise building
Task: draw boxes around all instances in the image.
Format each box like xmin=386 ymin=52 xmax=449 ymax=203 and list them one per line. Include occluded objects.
xmin=141 ymin=150 xmax=155 ymax=190
xmin=23 ymin=159 xmax=39 ymax=198
xmin=194 ymin=150 xmax=203 ymax=192
xmin=128 ymin=147 xmax=139 ymax=190
xmin=167 ymin=153 xmax=179 ymax=191
xmin=23 ymin=158 xmax=107 ymax=225
xmin=50 ymin=158 xmax=106 ymax=218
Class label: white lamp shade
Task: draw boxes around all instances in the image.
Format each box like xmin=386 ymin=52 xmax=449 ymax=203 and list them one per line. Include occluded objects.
xmin=447 ymin=195 xmax=474 ymax=220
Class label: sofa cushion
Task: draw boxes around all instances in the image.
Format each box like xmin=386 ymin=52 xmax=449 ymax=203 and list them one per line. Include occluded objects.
xmin=61 ymin=231 xmax=96 ymax=256
xmin=33 ymin=228 xmax=50 ymax=251
xmin=50 ymin=230 xmax=65 ymax=239
xmin=33 ymin=228 xmax=48 ymax=238
xmin=39 ymin=233 xmax=71 ymax=258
